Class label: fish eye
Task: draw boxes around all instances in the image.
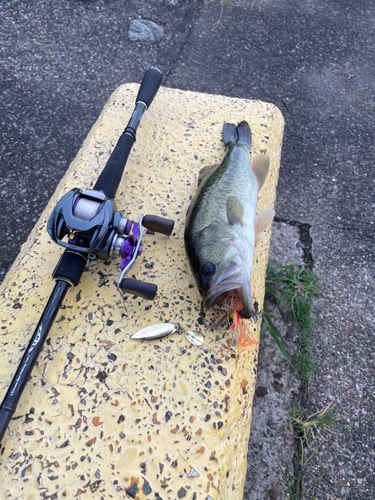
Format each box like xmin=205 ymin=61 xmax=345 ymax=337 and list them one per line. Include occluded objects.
xmin=201 ymin=263 xmax=215 ymax=276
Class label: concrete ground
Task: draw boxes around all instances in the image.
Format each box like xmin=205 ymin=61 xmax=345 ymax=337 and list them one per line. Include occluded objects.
xmin=0 ymin=0 xmax=374 ymax=498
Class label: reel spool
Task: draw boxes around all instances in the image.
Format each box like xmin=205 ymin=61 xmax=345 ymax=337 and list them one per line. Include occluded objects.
xmin=47 ymin=188 xmax=174 ymax=300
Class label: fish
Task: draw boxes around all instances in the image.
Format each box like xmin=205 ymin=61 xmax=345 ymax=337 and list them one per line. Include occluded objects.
xmin=184 ymin=121 xmax=274 ymax=319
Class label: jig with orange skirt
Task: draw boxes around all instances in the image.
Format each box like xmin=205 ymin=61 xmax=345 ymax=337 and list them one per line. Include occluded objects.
xmin=214 ymin=295 xmax=259 ymax=353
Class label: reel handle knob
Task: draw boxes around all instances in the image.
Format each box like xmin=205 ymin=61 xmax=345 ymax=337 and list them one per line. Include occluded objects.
xmin=119 ymin=278 xmax=157 ymax=301
xmin=142 ymin=215 xmax=174 ymax=236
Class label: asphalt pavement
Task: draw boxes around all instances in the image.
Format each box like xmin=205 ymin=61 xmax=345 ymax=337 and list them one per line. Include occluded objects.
xmin=0 ymin=0 xmax=374 ymax=498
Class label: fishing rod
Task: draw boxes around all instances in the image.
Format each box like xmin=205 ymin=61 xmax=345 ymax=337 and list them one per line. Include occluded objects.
xmin=0 ymin=67 xmax=174 ymax=443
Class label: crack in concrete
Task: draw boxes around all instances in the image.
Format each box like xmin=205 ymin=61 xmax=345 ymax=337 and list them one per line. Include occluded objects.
xmin=157 ymin=3 xmax=203 ymax=81
xmin=274 ymin=216 xmax=314 ymax=268
xmin=273 ymin=216 xmax=316 ymax=496
xmin=326 ymin=223 xmax=375 ymax=241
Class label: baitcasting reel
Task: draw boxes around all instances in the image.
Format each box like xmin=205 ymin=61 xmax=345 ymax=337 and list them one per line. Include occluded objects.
xmin=47 ymin=187 xmax=174 ymax=300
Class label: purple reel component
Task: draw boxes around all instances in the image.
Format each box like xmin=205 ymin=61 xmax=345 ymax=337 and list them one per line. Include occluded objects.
xmin=120 ymin=222 xmax=143 ymax=270
xmin=115 ymin=215 xmax=175 ymax=300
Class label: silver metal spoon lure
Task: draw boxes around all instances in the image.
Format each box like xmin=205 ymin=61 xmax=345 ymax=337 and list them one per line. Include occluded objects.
xmin=130 ymin=322 xmax=204 ymax=346
xmin=130 ymin=323 xmax=180 ymax=341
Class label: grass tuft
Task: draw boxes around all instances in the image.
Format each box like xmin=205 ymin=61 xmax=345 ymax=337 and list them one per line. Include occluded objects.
xmin=292 ymin=352 xmax=314 ymax=381
xmin=289 ymin=403 xmax=357 ymax=445
xmin=292 ymin=298 xmax=314 ymax=336
xmin=263 ymin=261 xmax=321 ymax=380
xmin=277 ymin=403 xmax=356 ymax=499
xmin=277 ymin=442 xmax=322 ymax=500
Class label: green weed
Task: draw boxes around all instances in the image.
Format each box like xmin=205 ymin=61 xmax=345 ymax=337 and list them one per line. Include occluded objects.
xmin=261 ymin=312 xmax=292 ymax=365
xmin=290 ymin=403 xmax=357 ymax=445
xmin=277 ymin=442 xmax=323 ymax=500
xmin=277 ymin=403 xmax=357 ymax=499
xmin=265 ymin=262 xmax=321 ymax=314
xmin=292 ymin=352 xmax=314 ymax=381
xmin=262 ymin=262 xmax=321 ymax=380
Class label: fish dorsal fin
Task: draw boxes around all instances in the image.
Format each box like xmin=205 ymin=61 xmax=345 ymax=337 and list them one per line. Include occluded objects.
xmin=197 ymin=163 xmax=218 ymax=186
xmin=227 ymin=196 xmax=245 ymax=225
xmin=252 ymin=155 xmax=270 ymax=190
xmin=254 ymin=209 xmax=275 ymax=236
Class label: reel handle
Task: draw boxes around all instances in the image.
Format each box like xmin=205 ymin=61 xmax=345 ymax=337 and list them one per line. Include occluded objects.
xmin=136 ymin=67 xmax=163 ymax=108
xmin=119 ymin=278 xmax=157 ymax=301
xmin=142 ymin=215 xmax=174 ymax=236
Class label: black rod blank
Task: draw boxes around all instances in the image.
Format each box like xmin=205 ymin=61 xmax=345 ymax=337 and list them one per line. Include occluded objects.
xmin=0 ymin=281 xmax=69 ymax=442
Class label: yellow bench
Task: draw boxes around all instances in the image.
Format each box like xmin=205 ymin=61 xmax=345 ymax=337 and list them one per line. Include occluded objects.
xmin=0 ymin=84 xmax=284 ymax=499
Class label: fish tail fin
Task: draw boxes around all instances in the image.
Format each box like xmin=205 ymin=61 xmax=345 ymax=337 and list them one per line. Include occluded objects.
xmin=237 ymin=121 xmax=252 ymax=149
xmin=223 ymin=121 xmax=252 ymax=149
xmin=223 ymin=123 xmax=238 ymax=145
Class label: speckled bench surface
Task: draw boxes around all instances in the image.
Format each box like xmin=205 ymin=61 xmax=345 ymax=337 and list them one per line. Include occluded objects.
xmin=0 ymin=85 xmax=284 ymax=499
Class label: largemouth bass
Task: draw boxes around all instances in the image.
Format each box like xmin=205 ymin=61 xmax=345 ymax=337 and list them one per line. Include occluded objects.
xmin=184 ymin=121 xmax=274 ymax=318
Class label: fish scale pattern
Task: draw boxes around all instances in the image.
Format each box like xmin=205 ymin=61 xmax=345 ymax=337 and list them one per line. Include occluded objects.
xmin=0 ymin=85 xmax=283 ymax=499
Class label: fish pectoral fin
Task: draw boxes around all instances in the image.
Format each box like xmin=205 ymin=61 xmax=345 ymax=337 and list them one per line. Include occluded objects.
xmin=255 ymin=231 xmax=267 ymax=245
xmin=254 ymin=209 xmax=275 ymax=236
xmin=252 ymin=155 xmax=270 ymax=190
xmin=227 ymin=196 xmax=245 ymax=225
xmin=197 ymin=163 xmax=218 ymax=186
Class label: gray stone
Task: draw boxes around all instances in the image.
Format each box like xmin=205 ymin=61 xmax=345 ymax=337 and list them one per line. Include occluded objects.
xmin=128 ymin=20 xmax=164 ymax=43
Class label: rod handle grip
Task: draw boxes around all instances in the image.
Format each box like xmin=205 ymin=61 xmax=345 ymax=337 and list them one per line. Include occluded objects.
xmin=52 ymin=250 xmax=87 ymax=286
xmin=119 ymin=278 xmax=157 ymax=301
xmin=136 ymin=68 xmax=163 ymax=108
xmin=142 ymin=215 xmax=174 ymax=236
xmin=93 ymin=132 xmax=134 ymax=199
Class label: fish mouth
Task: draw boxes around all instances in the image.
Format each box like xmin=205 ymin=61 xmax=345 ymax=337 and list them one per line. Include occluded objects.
xmin=203 ymin=263 xmax=244 ymax=309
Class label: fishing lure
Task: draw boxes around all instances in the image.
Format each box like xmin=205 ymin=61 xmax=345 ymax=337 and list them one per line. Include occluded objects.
xmin=130 ymin=323 xmax=204 ymax=346
xmin=130 ymin=296 xmax=258 ymax=354
xmin=185 ymin=330 xmax=205 ymax=346
xmin=228 ymin=298 xmax=259 ymax=352
xmin=212 ymin=294 xmax=259 ymax=353
xmin=130 ymin=323 xmax=180 ymax=340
